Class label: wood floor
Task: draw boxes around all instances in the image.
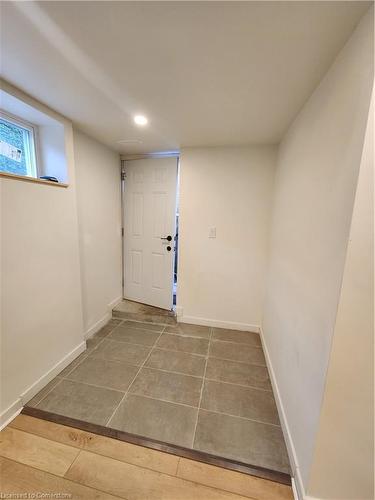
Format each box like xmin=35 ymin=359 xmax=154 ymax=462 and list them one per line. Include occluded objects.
xmin=0 ymin=414 xmax=293 ymax=500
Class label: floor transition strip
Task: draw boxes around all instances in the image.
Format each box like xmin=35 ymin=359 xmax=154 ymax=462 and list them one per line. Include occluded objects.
xmin=22 ymin=405 xmax=291 ymax=486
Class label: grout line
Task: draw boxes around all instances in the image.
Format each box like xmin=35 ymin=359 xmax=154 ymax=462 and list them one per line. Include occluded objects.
xmin=110 ymin=324 xmax=165 ymax=335
xmin=92 ymin=337 xmax=207 ymax=358
xmin=137 ymin=365 xmax=204 ymax=379
xmin=191 ymin=327 xmax=213 ymax=448
xmin=32 ymin=376 xmax=281 ymax=429
xmin=99 ymin=336 xmax=164 ymax=350
xmin=64 ymin=356 xmax=271 ymax=392
xmin=159 ymin=332 xmax=212 ymax=341
xmin=125 ymin=392 xmax=282 ymax=428
xmin=204 ymin=378 xmax=273 ymax=392
xmin=105 ymin=325 xmax=167 ymax=427
xmin=102 ymin=337 xmax=267 ymax=368
xmin=150 ymin=346 xmax=207 ymax=358
xmin=62 ymin=378 xmax=126 ymax=394
xmin=207 ymin=338 xmax=263 ymax=349
xmin=122 ymin=320 xmax=170 ymax=327
xmin=112 ymin=314 xmax=175 ymax=325
xmin=198 ymin=408 xmax=281 ymax=428
xmin=127 ymin=392 xmax=198 ymax=410
xmin=148 ymin=343 xmax=208 ymax=357
xmin=208 ymin=355 xmax=267 ymax=368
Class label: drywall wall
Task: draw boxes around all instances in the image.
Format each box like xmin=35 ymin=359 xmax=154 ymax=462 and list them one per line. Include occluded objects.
xmin=178 ymin=146 xmax=276 ymax=330
xmin=307 ymin=91 xmax=374 ymax=500
xmin=261 ymin=7 xmax=374 ymax=495
xmin=73 ymin=129 xmax=122 ymax=337
xmin=0 ymin=81 xmax=84 ymax=424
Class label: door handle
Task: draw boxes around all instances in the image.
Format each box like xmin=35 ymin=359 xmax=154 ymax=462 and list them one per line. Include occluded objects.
xmin=161 ymin=235 xmax=172 ymax=241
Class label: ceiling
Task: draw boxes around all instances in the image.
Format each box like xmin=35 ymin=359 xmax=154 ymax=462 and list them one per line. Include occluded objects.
xmin=0 ymin=1 xmax=370 ymax=154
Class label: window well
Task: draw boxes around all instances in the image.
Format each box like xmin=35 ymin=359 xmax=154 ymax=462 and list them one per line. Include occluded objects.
xmin=0 ymin=112 xmax=38 ymax=178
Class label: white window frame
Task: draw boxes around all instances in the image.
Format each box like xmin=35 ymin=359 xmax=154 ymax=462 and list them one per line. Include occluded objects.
xmin=0 ymin=110 xmax=39 ymax=178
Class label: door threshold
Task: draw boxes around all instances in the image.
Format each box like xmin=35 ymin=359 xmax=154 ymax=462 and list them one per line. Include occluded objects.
xmin=113 ymin=299 xmax=177 ymax=325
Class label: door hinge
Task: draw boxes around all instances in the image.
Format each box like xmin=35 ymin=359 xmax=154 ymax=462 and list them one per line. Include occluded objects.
xmin=121 ymin=171 xmax=126 ymax=181
xmin=121 ymin=227 xmax=124 ymax=237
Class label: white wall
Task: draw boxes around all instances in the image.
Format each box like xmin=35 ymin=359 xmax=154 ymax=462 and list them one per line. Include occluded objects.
xmin=0 ymin=83 xmax=122 ymax=426
xmin=0 ymin=85 xmax=84 ymax=425
xmin=38 ymin=123 xmax=67 ymax=182
xmin=178 ymin=146 xmax=276 ymax=331
xmin=307 ymin=91 xmax=374 ymax=500
xmin=73 ymin=129 xmax=122 ymax=337
xmin=261 ymin=8 xmax=374 ymax=496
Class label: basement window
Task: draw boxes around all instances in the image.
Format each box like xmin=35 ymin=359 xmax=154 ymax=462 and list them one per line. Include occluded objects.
xmin=0 ymin=111 xmax=38 ymax=178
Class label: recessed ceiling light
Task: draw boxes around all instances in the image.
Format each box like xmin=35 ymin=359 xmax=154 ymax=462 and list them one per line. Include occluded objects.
xmin=134 ymin=115 xmax=148 ymax=126
xmin=117 ymin=139 xmax=142 ymax=144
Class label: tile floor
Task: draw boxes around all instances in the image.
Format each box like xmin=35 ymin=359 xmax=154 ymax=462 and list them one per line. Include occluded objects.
xmin=26 ymin=318 xmax=290 ymax=474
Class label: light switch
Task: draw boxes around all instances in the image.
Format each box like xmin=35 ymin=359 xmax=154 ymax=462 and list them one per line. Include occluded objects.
xmin=209 ymin=226 xmax=216 ymax=238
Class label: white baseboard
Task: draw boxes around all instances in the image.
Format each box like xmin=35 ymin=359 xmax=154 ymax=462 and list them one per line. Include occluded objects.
xmin=20 ymin=341 xmax=86 ymax=406
xmin=0 ymin=402 xmax=23 ymax=430
xmin=84 ymin=312 xmax=112 ymax=340
xmin=178 ymin=312 xmax=260 ymax=333
xmin=175 ymin=306 xmax=184 ymax=318
xmin=259 ymin=326 xmax=307 ymax=500
xmin=84 ymin=295 xmax=123 ymax=340
xmin=108 ymin=295 xmax=122 ymax=311
xmin=1 ymin=341 xmax=86 ymax=429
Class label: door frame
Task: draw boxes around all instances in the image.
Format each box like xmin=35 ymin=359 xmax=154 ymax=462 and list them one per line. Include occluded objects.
xmin=120 ymin=152 xmax=180 ymax=307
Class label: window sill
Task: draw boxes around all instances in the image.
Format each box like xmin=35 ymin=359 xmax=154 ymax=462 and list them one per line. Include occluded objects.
xmin=0 ymin=171 xmax=69 ymax=188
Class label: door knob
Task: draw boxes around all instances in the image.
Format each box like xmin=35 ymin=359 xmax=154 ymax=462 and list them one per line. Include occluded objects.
xmin=167 ymin=245 xmax=172 ymax=251
xmin=161 ymin=235 xmax=172 ymax=241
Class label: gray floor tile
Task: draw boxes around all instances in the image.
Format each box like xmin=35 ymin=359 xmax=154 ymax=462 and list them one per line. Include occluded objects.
xmin=209 ymin=340 xmax=266 ymax=365
xmin=130 ymin=367 xmax=203 ymax=406
xmin=110 ymin=394 xmax=197 ymax=448
xmin=90 ymin=339 xmax=151 ymax=366
xmin=66 ymin=356 xmax=138 ymax=392
xmin=145 ymin=348 xmax=206 ymax=377
xmin=58 ymin=353 xmax=88 ymax=378
xmin=26 ymin=377 xmax=63 ymax=407
xmin=206 ymin=358 xmax=272 ymax=390
xmin=201 ymin=380 xmax=280 ymax=424
xmin=86 ymin=336 xmax=104 ymax=353
xmin=212 ymin=328 xmax=261 ymax=346
xmin=108 ymin=325 xmax=160 ymax=346
xmin=194 ymin=410 xmax=290 ymax=473
xmin=95 ymin=318 xmax=123 ymax=338
xmin=36 ymin=379 xmax=123 ymax=426
xmin=156 ymin=333 xmax=209 ymax=355
xmin=164 ymin=323 xmax=211 ymax=339
xmin=121 ymin=321 xmax=165 ymax=332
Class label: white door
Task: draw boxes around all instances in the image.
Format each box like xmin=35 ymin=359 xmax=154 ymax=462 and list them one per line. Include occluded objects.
xmin=123 ymin=157 xmax=178 ymax=310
